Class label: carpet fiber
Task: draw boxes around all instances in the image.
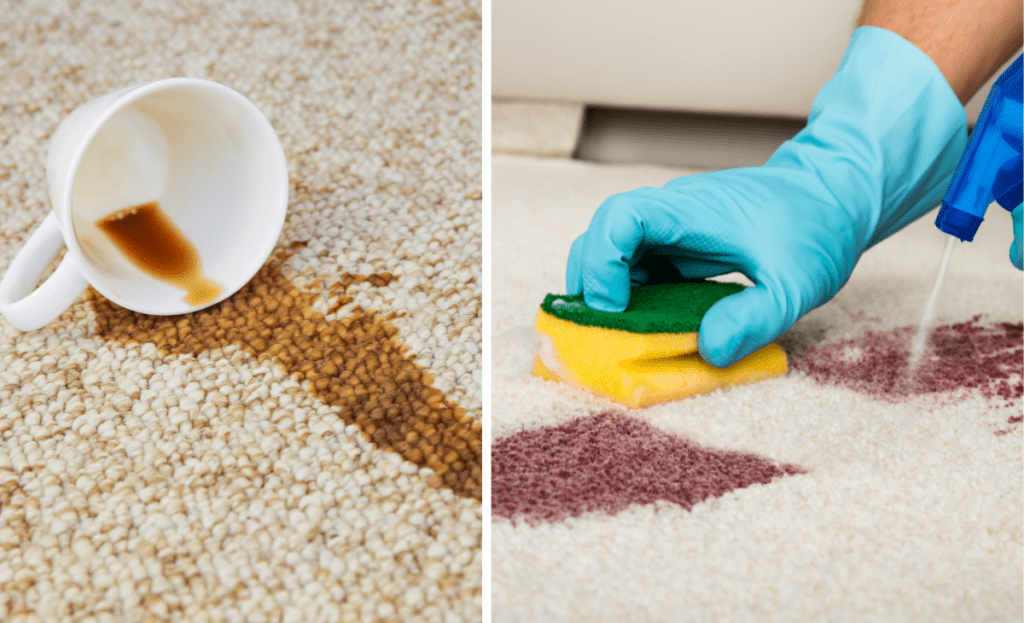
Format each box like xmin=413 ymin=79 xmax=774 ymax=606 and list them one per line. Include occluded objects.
xmin=0 ymin=1 xmax=481 ymax=621
xmin=492 ymin=154 xmax=1022 ymax=622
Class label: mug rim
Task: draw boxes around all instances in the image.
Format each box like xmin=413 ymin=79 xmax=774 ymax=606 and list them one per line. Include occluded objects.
xmin=55 ymin=77 xmax=289 ymax=316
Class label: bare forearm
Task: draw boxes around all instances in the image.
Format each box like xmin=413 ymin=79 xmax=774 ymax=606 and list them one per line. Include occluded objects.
xmin=859 ymin=0 xmax=1022 ymax=103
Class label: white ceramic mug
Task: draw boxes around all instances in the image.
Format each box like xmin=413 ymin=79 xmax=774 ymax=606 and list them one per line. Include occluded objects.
xmin=0 ymin=78 xmax=289 ymax=331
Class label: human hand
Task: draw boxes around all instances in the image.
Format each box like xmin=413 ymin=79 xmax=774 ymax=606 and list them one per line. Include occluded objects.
xmin=566 ymin=27 xmax=968 ymax=368
xmin=1012 ymin=204 xmax=1023 ymax=270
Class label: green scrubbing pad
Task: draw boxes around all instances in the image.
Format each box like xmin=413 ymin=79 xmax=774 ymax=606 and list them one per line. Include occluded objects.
xmin=540 ymin=281 xmax=745 ymax=334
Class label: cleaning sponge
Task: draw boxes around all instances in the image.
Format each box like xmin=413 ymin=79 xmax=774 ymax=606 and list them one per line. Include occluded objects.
xmin=533 ymin=282 xmax=788 ymax=408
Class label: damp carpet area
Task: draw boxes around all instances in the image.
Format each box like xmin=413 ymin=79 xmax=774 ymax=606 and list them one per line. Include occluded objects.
xmin=491 ymin=155 xmax=1022 ymax=623
xmin=0 ymin=1 xmax=481 ymax=622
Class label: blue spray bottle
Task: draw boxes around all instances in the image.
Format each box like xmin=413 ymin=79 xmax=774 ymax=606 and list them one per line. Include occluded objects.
xmin=935 ymin=55 xmax=1022 ymax=242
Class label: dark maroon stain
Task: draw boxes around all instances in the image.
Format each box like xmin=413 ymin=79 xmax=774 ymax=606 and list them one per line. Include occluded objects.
xmin=491 ymin=412 xmax=806 ymax=525
xmin=995 ymin=415 xmax=1023 ymax=436
xmin=789 ymin=316 xmax=1022 ymax=406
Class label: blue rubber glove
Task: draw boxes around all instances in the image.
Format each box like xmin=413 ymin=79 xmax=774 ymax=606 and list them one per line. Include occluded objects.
xmin=566 ymin=26 xmax=968 ymax=368
xmin=1012 ymin=204 xmax=1023 ymax=270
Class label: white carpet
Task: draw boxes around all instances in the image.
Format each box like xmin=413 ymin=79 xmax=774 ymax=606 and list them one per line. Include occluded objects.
xmin=491 ymin=154 xmax=1022 ymax=622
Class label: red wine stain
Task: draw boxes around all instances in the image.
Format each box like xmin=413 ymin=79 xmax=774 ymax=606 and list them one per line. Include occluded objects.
xmin=995 ymin=415 xmax=1023 ymax=436
xmin=492 ymin=412 xmax=806 ymax=525
xmin=789 ymin=316 xmax=1022 ymax=408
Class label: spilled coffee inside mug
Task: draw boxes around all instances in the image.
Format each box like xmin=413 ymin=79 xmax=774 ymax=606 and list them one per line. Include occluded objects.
xmin=96 ymin=201 xmax=222 ymax=306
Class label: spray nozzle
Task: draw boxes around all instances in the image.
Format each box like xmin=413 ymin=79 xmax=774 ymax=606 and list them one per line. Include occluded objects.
xmin=935 ymin=55 xmax=1022 ymax=242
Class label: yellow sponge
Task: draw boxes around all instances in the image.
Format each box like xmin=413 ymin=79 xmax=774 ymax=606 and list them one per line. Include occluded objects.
xmin=533 ymin=308 xmax=788 ymax=409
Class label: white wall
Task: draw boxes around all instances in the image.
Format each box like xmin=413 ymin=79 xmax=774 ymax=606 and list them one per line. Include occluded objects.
xmin=492 ymin=0 xmax=1014 ymax=123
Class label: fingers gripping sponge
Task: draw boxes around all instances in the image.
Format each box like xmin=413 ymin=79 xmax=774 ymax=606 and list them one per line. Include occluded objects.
xmin=533 ymin=283 xmax=788 ymax=408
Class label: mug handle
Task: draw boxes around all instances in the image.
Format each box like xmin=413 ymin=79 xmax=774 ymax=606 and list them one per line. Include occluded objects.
xmin=0 ymin=213 xmax=89 ymax=331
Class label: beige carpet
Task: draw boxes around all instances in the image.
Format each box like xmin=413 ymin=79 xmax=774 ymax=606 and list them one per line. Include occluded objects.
xmin=0 ymin=1 xmax=481 ymax=621
xmin=491 ymin=154 xmax=1022 ymax=622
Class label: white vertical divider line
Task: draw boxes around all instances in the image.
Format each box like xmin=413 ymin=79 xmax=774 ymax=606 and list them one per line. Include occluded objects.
xmin=480 ymin=0 xmax=492 ymax=619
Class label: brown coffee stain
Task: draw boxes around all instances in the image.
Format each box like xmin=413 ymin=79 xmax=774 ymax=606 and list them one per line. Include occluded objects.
xmin=87 ymin=254 xmax=481 ymax=500
xmin=96 ymin=201 xmax=222 ymax=306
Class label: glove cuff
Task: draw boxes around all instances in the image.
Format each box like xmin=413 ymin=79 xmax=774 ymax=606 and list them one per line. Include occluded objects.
xmin=768 ymin=26 xmax=969 ymax=250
